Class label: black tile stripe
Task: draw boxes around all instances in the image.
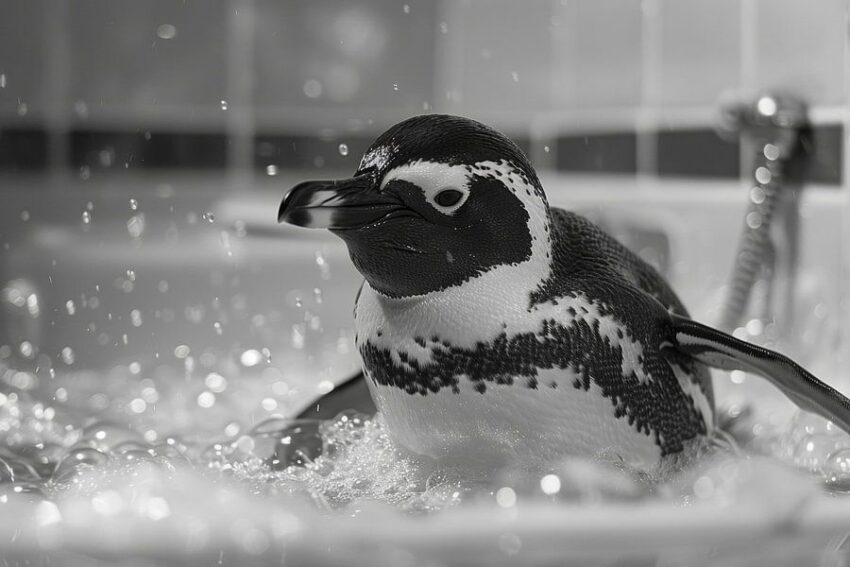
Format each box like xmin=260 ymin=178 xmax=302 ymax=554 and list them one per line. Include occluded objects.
xmin=555 ymin=133 xmax=637 ymax=174
xmin=656 ymin=129 xmax=740 ymax=179
xmin=0 ymin=124 xmax=841 ymax=184
xmin=69 ymin=130 xmax=228 ymax=170
xmin=0 ymin=127 xmax=48 ymax=170
xmin=254 ymin=133 xmax=532 ymax=171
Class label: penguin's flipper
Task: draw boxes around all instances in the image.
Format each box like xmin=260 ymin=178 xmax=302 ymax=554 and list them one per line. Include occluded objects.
xmin=669 ymin=314 xmax=850 ymax=434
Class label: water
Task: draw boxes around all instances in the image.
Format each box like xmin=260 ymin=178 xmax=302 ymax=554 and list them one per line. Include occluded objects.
xmin=2 ymin=350 xmax=850 ymax=565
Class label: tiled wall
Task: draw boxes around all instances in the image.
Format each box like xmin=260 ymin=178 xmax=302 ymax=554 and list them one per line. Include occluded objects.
xmin=0 ymin=0 xmax=846 ymax=183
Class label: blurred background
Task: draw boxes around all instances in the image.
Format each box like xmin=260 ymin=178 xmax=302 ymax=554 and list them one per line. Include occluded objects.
xmin=0 ymin=0 xmax=848 ymax=423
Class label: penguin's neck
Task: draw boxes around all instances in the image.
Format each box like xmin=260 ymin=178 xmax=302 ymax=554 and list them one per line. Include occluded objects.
xmin=355 ymin=223 xmax=554 ymax=350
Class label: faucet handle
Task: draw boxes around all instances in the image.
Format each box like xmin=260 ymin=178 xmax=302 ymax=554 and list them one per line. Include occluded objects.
xmin=718 ymin=91 xmax=808 ymax=160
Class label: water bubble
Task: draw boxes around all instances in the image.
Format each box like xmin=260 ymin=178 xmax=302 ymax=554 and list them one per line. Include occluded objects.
xmin=220 ymin=100 xmax=228 ymax=110
xmin=511 ymin=71 xmax=519 ymax=82
xmin=392 ymin=83 xmax=399 ymax=91
xmin=403 ymin=4 xmax=410 ymax=13
xmin=338 ymin=143 xmax=349 ymax=156
xmin=129 ymin=198 xmax=138 ymax=210
xmin=202 ymin=212 xmax=215 ymax=223
xmin=82 ymin=422 xmax=144 ymax=452
xmin=130 ymin=309 xmax=143 ymax=327
xmin=81 ymin=211 xmax=91 ymax=224
xmin=213 ymin=321 xmax=223 ymax=335
xmin=53 ymin=447 xmax=110 ymax=482
xmin=126 ymin=269 xmax=136 ymax=282
xmin=0 ymin=74 xmax=5 ymax=88
xmin=65 ymin=300 xmax=76 ymax=315
xmin=0 ymin=458 xmax=14 ymax=483
xmin=439 ymin=21 xmax=448 ymax=34
xmin=20 ymin=210 xmax=29 ymax=222
xmin=266 ymin=165 xmax=278 ymax=176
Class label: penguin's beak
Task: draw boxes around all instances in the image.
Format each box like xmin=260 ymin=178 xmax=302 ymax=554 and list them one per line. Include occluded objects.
xmin=278 ymin=174 xmax=401 ymax=231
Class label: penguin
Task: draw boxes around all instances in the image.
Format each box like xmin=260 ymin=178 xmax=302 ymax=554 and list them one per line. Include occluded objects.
xmin=278 ymin=114 xmax=850 ymax=472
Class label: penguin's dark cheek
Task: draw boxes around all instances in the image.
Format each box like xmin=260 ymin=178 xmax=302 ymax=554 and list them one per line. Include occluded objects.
xmin=338 ymin=175 xmax=532 ymax=298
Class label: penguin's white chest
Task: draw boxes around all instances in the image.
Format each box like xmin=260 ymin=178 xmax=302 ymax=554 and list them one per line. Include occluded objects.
xmin=365 ymin=372 xmax=663 ymax=470
xmin=352 ymin=281 xmax=695 ymax=471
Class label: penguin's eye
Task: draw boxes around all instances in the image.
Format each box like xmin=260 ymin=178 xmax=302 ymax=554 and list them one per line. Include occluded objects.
xmin=434 ymin=188 xmax=464 ymax=208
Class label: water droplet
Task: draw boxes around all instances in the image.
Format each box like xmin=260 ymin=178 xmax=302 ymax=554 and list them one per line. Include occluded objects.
xmin=240 ymin=349 xmax=263 ymax=367
xmin=60 ymin=347 xmax=75 ymax=365
xmin=130 ymin=309 xmax=143 ymax=327
xmin=156 ymin=24 xmax=177 ymax=40
xmin=496 ymin=486 xmax=517 ymax=507
xmin=127 ymin=214 xmax=145 ymax=238
xmin=338 ymin=143 xmax=349 ymax=156
xmin=540 ymin=474 xmax=561 ymax=495
xmin=197 ymin=391 xmax=216 ymax=408
xmin=19 ymin=341 xmax=34 ymax=358
xmin=205 ymin=373 xmax=227 ymax=393
xmin=303 ymin=79 xmax=322 ymax=99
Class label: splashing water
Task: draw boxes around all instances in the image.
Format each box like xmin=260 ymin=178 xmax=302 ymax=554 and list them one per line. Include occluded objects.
xmin=1 ymin=351 xmax=850 ymax=564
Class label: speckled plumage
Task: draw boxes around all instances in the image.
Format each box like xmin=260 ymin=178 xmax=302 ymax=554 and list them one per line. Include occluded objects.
xmin=280 ymin=114 xmax=850 ymax=472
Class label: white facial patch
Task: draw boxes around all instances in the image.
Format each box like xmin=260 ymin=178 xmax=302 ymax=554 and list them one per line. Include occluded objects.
xmin=381 ymin=160 xmax=472 ymax=215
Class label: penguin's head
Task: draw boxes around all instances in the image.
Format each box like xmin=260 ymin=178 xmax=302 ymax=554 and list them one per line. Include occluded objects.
xmin=278 ymin=115 xmax=551 ymax=298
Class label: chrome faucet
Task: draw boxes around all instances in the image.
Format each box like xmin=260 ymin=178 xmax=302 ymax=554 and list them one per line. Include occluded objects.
xmin=717 ymin=92 xmax=808 ymax=339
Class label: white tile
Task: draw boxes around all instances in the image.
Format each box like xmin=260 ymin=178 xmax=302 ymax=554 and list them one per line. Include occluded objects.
xmin=655 ymin=0 xmax=741 ymax=106
xmin=68 ymin=0 xmax=228 ymax=113
xmin=0 ymin=0 xmax=47 ymax=118
xmin=754 ymin=0 xmax=846 ymax=105
xmin=439 ymin=0 xmax=554 ymax=115
xmin=552 ymin=0 xmax=643 ymax=108
xmin=253 ymin=0 xmax=436 ymax=115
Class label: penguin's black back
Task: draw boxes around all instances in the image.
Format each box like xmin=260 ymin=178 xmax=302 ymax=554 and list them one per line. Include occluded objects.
xmin=533 ymin=208 xmax=715 ymax=410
